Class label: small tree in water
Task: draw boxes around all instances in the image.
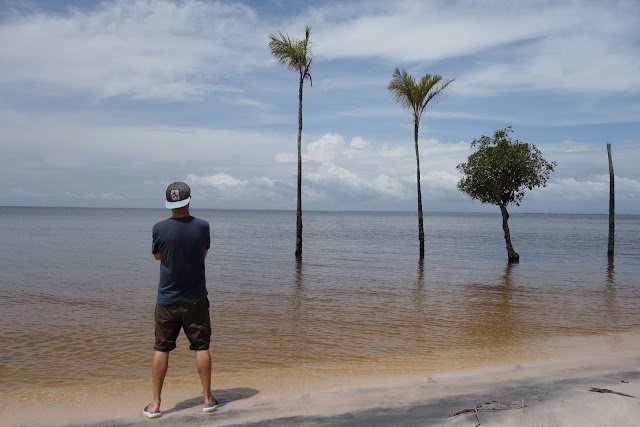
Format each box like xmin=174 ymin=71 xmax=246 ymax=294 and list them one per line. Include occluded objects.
xmin=457 ymin=127 xmax=556 ymax=262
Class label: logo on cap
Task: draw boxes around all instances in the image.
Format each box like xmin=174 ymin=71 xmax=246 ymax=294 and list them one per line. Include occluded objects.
xmin=171 ymin=189 xmax=180 ymax=201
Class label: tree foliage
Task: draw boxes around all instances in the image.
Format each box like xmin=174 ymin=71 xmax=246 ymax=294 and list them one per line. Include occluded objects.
xmin=268 ymin=26 xmax=312 ymax=85
xmin=387 ymin=68 xmax=453 ymax=121
xmin=457 ymin=127 xmax=556 ymax=207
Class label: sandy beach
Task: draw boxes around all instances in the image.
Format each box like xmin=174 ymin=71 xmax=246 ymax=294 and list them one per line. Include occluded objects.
xmin=3 ymin=331 xmax=640 ymax=426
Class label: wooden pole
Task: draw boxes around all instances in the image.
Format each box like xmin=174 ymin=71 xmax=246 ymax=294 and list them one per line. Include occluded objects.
xmin=607 ymin=143 xmax=615 ymax=257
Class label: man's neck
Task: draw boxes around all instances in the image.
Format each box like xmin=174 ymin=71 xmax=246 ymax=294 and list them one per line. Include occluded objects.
xmin=171 ymin=206 xmax=190 ymax=218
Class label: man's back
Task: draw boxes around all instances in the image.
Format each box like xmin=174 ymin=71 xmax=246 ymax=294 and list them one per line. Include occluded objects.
xmin=145 ymin=181 xmax=218 ymax=420
xmin=152 ymin=216 xmax=210 ymax=305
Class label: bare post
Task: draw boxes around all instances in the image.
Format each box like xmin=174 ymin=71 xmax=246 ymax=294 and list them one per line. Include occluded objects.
xmin=607 ymin=143 xmax=615 ymax=257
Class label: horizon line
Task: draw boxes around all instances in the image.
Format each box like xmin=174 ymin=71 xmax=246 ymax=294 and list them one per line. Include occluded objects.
xmin=1 ymin=205 xmax=635 ymax=216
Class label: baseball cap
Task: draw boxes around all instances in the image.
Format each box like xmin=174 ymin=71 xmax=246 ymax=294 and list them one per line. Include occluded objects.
xmin=165 ymin=182 xmax=191 ymax=209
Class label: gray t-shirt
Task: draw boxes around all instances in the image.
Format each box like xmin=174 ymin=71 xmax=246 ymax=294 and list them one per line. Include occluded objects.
xmin=152 ymin=216 xmax=210 ymax=305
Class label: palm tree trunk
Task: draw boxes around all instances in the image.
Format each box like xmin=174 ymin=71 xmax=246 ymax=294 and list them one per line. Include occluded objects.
xmin=499 ymin=203 xmax=519 ymax=262
xmin=414 ymin=119 xmax=425 ymax=259
xmin=295 ymin=74 xmax=304 ymax=258
xmin=607 ymin=143 xmax=615 ymax=257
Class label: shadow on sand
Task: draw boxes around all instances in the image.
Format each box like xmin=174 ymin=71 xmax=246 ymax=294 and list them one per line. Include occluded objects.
xmin=162 ymin=386 xmax=259 ymax=415
xmin=69 ymin=387 xmax=259 ymax=427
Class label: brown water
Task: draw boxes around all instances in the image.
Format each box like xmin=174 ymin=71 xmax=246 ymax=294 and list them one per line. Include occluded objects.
xmin=1 ymin=208 xmax=639 ymax=408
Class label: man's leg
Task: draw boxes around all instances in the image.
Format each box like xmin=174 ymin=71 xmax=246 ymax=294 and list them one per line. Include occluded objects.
xmin=150 ymin=350 xmax=169 ymax=411
xmin=195 ymin=349 xmax=216 ymax=406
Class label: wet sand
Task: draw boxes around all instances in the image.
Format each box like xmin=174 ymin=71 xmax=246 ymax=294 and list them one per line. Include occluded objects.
xmin=3 ymin=331 xmax=640 ymax=426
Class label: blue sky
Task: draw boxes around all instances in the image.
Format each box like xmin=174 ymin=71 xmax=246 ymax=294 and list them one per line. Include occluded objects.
xmin=1 ymin=0 xmax=639 ymax=213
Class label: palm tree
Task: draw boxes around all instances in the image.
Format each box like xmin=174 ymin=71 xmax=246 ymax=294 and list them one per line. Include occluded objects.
xmin=269 ymin=26 xmax=312 ymax=258
xmin=388 ymin=68 xmax=453 ymax=259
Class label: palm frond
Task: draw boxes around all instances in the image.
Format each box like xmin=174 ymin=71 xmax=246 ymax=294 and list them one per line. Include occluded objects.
xmin=387 ymin=68 xmax=419 ymax=112
xmin=389 ymin=68 xmax=454 ymax=120
xmin=268 ymin=27 xmax=312 ymax=75
xmin=421 ymin=76 xmax=454 ymax=112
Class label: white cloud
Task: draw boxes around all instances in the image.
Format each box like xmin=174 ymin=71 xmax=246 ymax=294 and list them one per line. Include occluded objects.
xmin=553 ymin=177 xmax=607 ymax=198
xmin=316 ymin=106 xmax=401 ymax=120
xmin=307 ymin=161 xmax=358 ymax=183
xmin=232 ymin=98 xmax=276 ymax=110
xmin=275 ymin=132 xmax=464 ymax=205
xmin=315 ymin=75 xmax=388 ymax=92
xmin=379 ymin=146 xmax=411 ymax=158
xmin=187 ymin=173 xmax=247 ymax=189
xmin=523 ymin=173 xmax=640 ymax=213
xmin=542 ymin=141 xmax=640 ymax=181
xmin=309 ymin=0 xmax=640 ymax=95
xmin=289 ymin=132 xmax=640 ymax=212
xmin=542 ymin=175 xmax=640 ymax=202
xmin=87 ymin=192 xmax=124 ymax=200
xmin=3 ymin=117 xmax=639 ymax=211
xmin=9 ymin=188 xmax=44 ymax=197
xmin=257 ymin=176 xmax=287 ymax=188
xmin=372 ymin=174 xmax=406 ymax=197
xmin=458 ymin=5 xmax=640 ymax=96
xmin=350 ymin=136 xmax=369 ymax=149
xmin=183 ymin=171 xmax=296 ymax=208
xmin=307 ymin=132 xmax=367 ymax=162
xmin=5 ymin=0 xmax=635 ymax=103
xmin=313 ymin=2 xmax=545 ymax=62
xmin=618 ymin=177 xmax=640 ymax=201
xmin=424 ymin=139 xmax=470 ymax=154
xmin=0 ymin=109 xmax=287 ymax=166
xmin=0 ymin=0 xmax=267 ymax=100
xmin=423 ymin=170 xmax=461 ymax=192
xmin=275 ymin=152 xmax=296 ymax=163
xmin=277 ymin=133 xmax=372 ymax=164
xmin=0 ymin=0 xmax=637 ymax=215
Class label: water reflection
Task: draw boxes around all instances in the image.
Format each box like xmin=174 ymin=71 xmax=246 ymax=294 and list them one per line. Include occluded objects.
xmin=604 ymin=257 xmax=618 ymax=328
xmin=417 ymin=258 xmax=425 ymax=288
xmin=462 ymin=263 xmax=520 ymax=349
xmin=413 ymin=258 xmax=426 ymax=319
xmin=606 ymin=257 xmax=615 ymax=286
xmin=295 ymin=257 xmax=304 ymax=289
xmin=290 ymin=257 xmax=304 ymax=324
xmin=286 ymin=258 xmax=305 ymax=360
xmin=411 ymin=259 xmax=427 ymax=350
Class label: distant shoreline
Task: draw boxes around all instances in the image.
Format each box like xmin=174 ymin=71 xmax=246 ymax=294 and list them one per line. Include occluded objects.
xmin=2 ymin=205 xmax=636 ymax=216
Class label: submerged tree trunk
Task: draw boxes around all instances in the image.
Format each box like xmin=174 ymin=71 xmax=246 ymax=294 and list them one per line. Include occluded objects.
xmin=499 ymin=203 xmax=519 ymax=262
xmin=607 ymin=143 xmax=615 ymax=257
xmin=295 ymin=75 xmax=304 ymax=258
xmin=414 ymin=119 xmax=425 ymax=259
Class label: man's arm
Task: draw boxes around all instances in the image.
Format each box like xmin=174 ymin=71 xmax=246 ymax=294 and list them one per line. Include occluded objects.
xmin=203 ymin=249 xmax=208 ymax=258
xmin=153 ymin=252 xmax=161 ymax=261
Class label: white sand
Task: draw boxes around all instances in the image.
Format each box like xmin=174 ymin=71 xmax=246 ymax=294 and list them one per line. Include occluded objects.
xmin=3 ymin=331 xmax=640 ymax=426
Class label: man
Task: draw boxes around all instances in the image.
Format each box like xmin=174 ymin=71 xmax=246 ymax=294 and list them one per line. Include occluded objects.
xmin=143 ymin=182 xmax=218 ymax=419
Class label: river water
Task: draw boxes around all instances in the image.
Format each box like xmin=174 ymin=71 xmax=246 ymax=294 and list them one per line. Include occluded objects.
xmin=1 ymin=207 xmax=638 ymax=404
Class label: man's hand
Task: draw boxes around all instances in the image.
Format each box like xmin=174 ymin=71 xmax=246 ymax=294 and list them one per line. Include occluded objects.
xmin=153 ymin=252 xmax=161 ymax=261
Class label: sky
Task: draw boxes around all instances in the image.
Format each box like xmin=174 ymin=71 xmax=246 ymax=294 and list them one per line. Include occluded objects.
xmin=1 ymin=0 xmax=639 ymax=214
